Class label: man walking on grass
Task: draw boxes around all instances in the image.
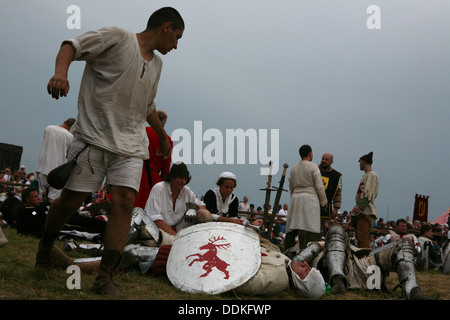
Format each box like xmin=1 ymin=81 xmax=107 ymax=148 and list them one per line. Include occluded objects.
xmin=36 ymin=7 xmax=184 ymax=297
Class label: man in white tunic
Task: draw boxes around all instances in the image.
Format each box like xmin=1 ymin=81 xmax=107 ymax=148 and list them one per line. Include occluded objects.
xmin=145 ymin=162 xmax=212 ymax=236
xmin=285 ymin=145 xmax=327 ymax=250
xmin=351 ymin=152 xmax=379 ymax=248
xmin=35 ymin=118 xmax=75 ymax=201
xmin=35 ymin=7 xmax=184 ymax=297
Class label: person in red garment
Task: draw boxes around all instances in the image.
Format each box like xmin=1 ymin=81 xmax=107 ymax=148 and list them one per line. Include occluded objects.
xmin=134 ymin=110 xmax=173 ymax=209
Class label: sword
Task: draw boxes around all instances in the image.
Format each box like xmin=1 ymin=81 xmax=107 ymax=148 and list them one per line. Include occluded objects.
xmin=369 ymin=239 xmax=399 ymax=256
xmin=260 ymin=161 xmax=275 ymax=238
xmin=267 ymin=163 xmax=289 ymax=239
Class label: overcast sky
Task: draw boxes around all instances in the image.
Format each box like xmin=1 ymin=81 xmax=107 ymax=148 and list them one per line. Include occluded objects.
xmin=1 ymin=0 xmax=449 ymax=223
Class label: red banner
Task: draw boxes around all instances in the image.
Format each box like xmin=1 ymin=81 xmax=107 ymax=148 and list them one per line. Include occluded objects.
xmin=413 ymin=194 xmax=429 ymax=222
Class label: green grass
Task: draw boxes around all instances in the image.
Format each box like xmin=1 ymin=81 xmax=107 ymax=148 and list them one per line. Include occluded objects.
xmin=0 ymin=226 xmax=449 ymax=301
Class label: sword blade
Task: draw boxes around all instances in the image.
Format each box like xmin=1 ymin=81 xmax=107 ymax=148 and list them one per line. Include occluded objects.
xmin=261 ymin=161 xmax=274 ymax=238
xmin=267 ymin=164 xmax=289 ymax=239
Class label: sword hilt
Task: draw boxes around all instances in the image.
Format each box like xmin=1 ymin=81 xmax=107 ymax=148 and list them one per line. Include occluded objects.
xmin=244 ymin=220 xmax=262 ymax=234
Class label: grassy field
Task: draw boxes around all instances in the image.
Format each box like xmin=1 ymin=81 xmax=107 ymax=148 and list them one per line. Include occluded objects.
xmin=1 ymin=226 xmax=449 ymax=302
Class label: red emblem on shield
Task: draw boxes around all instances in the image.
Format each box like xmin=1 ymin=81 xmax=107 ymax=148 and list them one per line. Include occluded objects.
xmin=186 ymin=236 xmax=231 ymax=279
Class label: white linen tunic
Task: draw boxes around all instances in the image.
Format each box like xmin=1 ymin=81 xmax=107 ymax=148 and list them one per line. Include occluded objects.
xmin=64 ymin=26 xmax=162 ymax=159
xmin=355 ymin=170 xmax=379 ymax=219
xmin=35 ymin=125 xmax=73 ymax=175
xmin=286 ymin=161 xmax=327 ymax=234
xmin=145 ymin=181 xmax=205 ymax=231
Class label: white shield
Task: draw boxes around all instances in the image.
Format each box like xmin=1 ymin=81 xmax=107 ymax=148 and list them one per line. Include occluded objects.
xmin=167 ymin=222 xmax=261 ymax=295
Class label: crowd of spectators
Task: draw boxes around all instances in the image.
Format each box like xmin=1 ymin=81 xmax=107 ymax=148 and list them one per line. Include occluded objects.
xmin=0 ymin=166 xmax=38 ymax=194
xmin=2 ymin=167 xmax=448 ymax=245
xmin=2 ymin=164 xmax=448 ymax=272
xmin=0 ymin=165 xmax=108 ymax=241
xmin=242 ymin=202 xmax=449 ymax=265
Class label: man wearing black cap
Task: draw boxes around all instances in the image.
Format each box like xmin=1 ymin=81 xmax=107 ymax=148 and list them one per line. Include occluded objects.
xmin=351 ymin=152 xmax=379 ymax=248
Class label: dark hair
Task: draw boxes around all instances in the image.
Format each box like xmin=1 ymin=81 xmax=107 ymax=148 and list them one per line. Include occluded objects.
xmin=420 ymin=224 xmax=433 ymax=235
xmin=216 ymin=177 xmax=237 ymax=188
xmin=146 ymin=7 xmax=184 ymax=31
xmin=396 ymin=218 xmax=407 ymax=226
xmin=21 ymin=187 xmax=37 ymax=202
xmin=157 ymin=110 xmax=168 ymax=121
xmin=64 ymin=118 xmax=76 ymax=128
xmin=299 ymin=145 xmax=312 ymax=158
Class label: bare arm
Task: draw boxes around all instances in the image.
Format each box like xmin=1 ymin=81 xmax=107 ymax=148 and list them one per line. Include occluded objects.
xmin=146 ymin=109 xmax=172 ymax=159
xmin=47 ymin=43 xmax=75 ymax=99
xmin=154 ymin=219 xmax=177 ymax=236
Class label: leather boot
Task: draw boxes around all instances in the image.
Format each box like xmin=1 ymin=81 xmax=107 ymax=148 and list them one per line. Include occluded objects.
xmin=35 ymin=234 xmax=56 ymax=269
xmin=90 ymin=250 xmax=124 ymax=297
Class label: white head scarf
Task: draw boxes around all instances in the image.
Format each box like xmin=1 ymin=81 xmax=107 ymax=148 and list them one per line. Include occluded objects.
xmin=211 ymin=172 xmax=237 ymax=215
xmin=290 ymin=264 xmax=326 ymax=299
xmin=218 ymin=172 xmax=237 ymax=180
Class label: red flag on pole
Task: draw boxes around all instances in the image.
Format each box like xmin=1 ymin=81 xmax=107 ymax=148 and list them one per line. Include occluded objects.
xmin=413 ymin=194 xmax=429 ymax=222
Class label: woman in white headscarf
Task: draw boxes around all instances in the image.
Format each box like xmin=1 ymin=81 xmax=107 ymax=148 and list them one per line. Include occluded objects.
xmin=203 ymin=172 xmax=243 ymax=225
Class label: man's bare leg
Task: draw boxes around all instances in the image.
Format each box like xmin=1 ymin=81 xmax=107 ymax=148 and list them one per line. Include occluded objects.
xmin=91 ymin=185 xmax=136 ymax=296
xmin=36 ymin=189 xmax=89 ymax=268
